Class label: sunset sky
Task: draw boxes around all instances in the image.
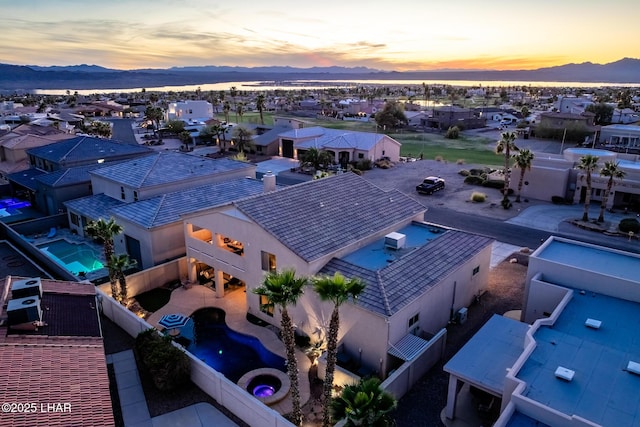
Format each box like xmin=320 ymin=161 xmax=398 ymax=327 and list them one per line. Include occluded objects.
xmin=2 ymin=0 xmax=639 ymax=71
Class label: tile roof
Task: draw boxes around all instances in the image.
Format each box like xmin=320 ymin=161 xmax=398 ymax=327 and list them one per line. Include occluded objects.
xmin=112 ymin=178 xmax=269 ymax=228
xmin=89 ymin=152 xmax=254 ymax=188
xmin=253 ymin=125 xmax=293 ymax=146
xmin=6 ymin=168 xmax=48 ymax=191
xmin=63 ymin=193 xmax=126 ymax=220
xmin=2 ymin=123 xmax=68 ymax=138
xmin=0 ymin=277 xmax=113 ymax=426
xmin=1 ymin=133 xmax=73 ymax=150
xmin=34 ymin=163 xmax=104 ymax=187
xmin=278 ymin=126 xmax=326 ymax=139
xmin=26 ymin=135 xmax=151 ymax=164
xmin=235 ymin=172 xmax=425 ymax=262
xmin=320 ymin=230 xmax=494 ymax=316
xmin=295 ymin=131 xmax=386 ymax=151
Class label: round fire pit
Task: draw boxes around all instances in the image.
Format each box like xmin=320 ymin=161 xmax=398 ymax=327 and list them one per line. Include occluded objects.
xmin=237 ymin=368 xmax=290 ymax=405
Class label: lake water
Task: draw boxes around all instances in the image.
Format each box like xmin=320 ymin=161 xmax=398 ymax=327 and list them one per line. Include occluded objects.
xmin=34 ymin=78 xmax=639 ymax=95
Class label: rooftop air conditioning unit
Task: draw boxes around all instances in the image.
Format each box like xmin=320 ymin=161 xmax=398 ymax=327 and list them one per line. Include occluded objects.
xmin=384 ymin=232 xmax=406 ymax=250
xmin=7 ymin=295 xmax=42 ymax=327
xmin=11 ymin=277 xmax=42 ymax=299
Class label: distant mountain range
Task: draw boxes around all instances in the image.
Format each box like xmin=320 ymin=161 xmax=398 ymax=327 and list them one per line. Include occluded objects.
xmin=2 ymin=58 xmax=639 ymax=91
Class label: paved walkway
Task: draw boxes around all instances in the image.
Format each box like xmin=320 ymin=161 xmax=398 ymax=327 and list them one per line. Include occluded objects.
xmin=107 ymin=350 xmax=238 ymax=427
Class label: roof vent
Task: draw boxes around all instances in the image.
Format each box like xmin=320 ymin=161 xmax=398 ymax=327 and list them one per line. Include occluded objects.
xmin=585 ymin=318 xmax=602 ymax=329
xmin=7 ymin=295 xmax=42 ymax=327
xmin=11 ymin=277 xmax=42 ymax=299
xmin=554 ymin=366 xmax=575 ymax=382
xmin=384 ymin=232 xmax=406 ymax=250
xmin=627 ymin=361 xmax=640 ymax=375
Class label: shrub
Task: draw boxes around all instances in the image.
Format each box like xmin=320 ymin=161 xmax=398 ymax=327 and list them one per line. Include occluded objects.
xmin=357 ymin=159 xmax=372 ymax=170
xmin=456 ymin=159 xmax=465 ymax=165
xmin=435 ymin=155 xmax=444 ymax=162
xmin=135 ymin=329 xmax=191 ymax=391
xmin=469 ymin=167 xmax=491 ymax=176
xmin=458 ymin=169 xmax=470 ymax=177
xmin=464 ymin=175 xmax=484 ymax=185
xmin=619 ymin=218 xmax=640 ymax=233
xmin=482 ymin=180 xmax=506 ymax=189
xmin=471 ymin=192 xmax=486 ymax=202
xmin=350 ymin=168 xmax=363 ymax=175
xmin=445 ymin=126 xmax=460 ymax=139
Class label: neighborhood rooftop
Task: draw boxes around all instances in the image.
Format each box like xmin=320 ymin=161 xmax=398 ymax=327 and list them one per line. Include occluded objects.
xmin=64 ymin=193 xmax=126 ymax=220
xmin=321 ymin=229 xmax=494 ymax=316
xmin=89 ymin=152 xmax=254 ymax=188
xmin=234 ymin=172 xmax=426 ymax=262
xmin=26 ymin=135 xmax=151 ymax=163
xmin=279 ymin=126 xmax=386 ymax=151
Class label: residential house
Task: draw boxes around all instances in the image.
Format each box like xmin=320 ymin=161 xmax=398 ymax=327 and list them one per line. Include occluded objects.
xmin=444 ymin=236 xmax=640 ymax=427
xmin=182 ymin=173 xmax=493 ymax=379
xmin=0 ymin=125 xmax=74 ymax=179
xmin=166 ymin=100 xmax=213 ymax=122
xmin=278 ymin=126 xmax=401 ymax=165
xmin=555 ymin=95 xmax=594 ymax=114
xmin=538 ymin=111 xmax=598 ymax=135
xmin=424 ymin=106 xmax=485 ymax=130
xmin=64 ymin=153 xmax=257 ymax=269
xmin=600 ymin=124 xmax=640 ymax=152
xmin=7 ymin=136 xmax=152 ymax=214
xmin=611 ymin=108 xmax=640 ymax=125
xmin=0 ymin=276 xmax=114 ymax=426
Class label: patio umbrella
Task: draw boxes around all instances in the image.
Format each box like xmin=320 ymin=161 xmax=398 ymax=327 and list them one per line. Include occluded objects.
xmin=158 ymin=313 xmax=190 ymax=336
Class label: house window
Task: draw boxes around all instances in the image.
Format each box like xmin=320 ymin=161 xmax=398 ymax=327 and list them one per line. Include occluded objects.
xmin=133 ymin=191 xmax=138 ymax=202
xmin=473 ymin=266 xmax=480 ymax=275
xmin=120 ymin=186 xmax=125 ymax=200
xmin=261 ymin=251 xmax=276 ymax=272
xmin=358 ymin=153 xmax=364 ymax=159
xmin=70 ymin=212 xmax=79 ymax=226
xmin=217 ymin=233 xmax=244 ymax=256
xmin=259 ymin=294 xmax=274 ymax=317
xmin=408 ymin=313 xmax=419 ymax=328
xmin=408 ymin=313 xmax=420 ymax=335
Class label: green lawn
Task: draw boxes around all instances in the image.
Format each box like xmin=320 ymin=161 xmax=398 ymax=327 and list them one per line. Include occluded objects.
xmin=392 ymin=133 xmax=503 ymax=166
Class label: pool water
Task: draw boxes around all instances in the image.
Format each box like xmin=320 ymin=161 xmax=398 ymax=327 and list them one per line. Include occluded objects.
xmin=37 ymin=239 xmax=104 ymax=275
xmin=181 ymin=308 xmax=286 ymax=382
xmin=0 ymin=198 xmax=31 ymax=217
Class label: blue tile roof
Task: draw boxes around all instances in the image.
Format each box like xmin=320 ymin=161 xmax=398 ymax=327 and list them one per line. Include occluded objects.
xmin=279 ymin=126 xmax=390 ymax=151
xmin=63 ymin=193 xmax=126 ymax=220
xmin=6 ymin=168 xmax=47 ymax=190
xmin=235 ymin=172 xmax=425 ymax=262
xmin=89 ymin=152 xmax=254 ymax=188
xmin=320 ymin=230 xmax=494 ymax=316
xmin=35 ymin=164 xmax=104 ymax=187
xmin=26 ymin=136 xmax=151 ymax=165
xmin=112 ymin=178 xmax=270 ymax=228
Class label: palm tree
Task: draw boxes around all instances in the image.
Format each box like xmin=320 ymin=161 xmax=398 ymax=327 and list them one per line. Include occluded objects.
xmin=331 ymin=377 xmax=397 ymax=427
xmin=597 ymin=161 xmax=626 ymax=222
xmin=313 ymin=272 xmax=365 ymax=427
xmin=256 ymin=94 xmax=266 ymax=125
xmin=229 ymin=86 xmax=238 ymax=116
xmin=144 ymin=106 xmax=164 ymax=141
xmin=495 ymin=131 xmax=519 ymax=209
xmin=108 ymin=254 xmax=136 ymax=305
xmin=85 ymin=217 xmax=123 ymax=299
xmin=222 ymin=101 xmax=231 ymax=125
xmin=254 ymin=269 xmax=307 ymax=426
xmin=578 ymin=154 xmax=600 ymax=221
xmin=513 ymin=148 xmax=535 ymax=203
xmin=235 ymin=101 xmax=244 ymax=123
xmin=232 ymin=125 xmax=254 ymax=153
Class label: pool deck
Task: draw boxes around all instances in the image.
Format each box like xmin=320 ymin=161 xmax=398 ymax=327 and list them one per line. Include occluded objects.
xmin=145 ymin=285 xmax=311 ymax=417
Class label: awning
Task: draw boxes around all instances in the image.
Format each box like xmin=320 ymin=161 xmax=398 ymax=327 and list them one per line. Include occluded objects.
xmin=388 ymin=333 xmax=430 ymax=361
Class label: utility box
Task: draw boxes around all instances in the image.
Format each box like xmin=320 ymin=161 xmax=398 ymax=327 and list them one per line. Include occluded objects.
xmin=457 ymin=307 xmax=468 ymax=325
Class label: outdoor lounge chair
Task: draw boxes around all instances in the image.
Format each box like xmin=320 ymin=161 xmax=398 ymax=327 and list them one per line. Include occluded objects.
xmin=46 ymin=227 xmax=56 ymax=238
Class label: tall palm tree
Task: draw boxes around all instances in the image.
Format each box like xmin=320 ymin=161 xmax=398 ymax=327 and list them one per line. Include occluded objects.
xmin=222 ymin=101 xmax=231 ymax=125
xmin=256 ymin=94 xmax=266 ymax=125
xmin=253 ymin=269 xmax=307 ymax=426
xmin=597 ymin=161 xmax=626 ymax=222
xmin=513 ymin=148 xmax=535 ymax=203
xmin=313 ymin=272 xmax=365 ymax=427
xmin=229 ymin=86 xmax=238 ymax=116
xmin=495 ymin=131 xmax=519 ymax=209
xmin=235 ymin=101 xmax=244 ymax=123
xmin=232 ymin=125 xmax=254 ymax=153
xmin=578 ymin=154 xmax=600 ymax=221
xmin=108 ymin=254 xmax=136 ymax=304
xmin=85 ymin=217 xmax=123 ymax=299
xmin=331 ymin=377 xmax=397 ymax=427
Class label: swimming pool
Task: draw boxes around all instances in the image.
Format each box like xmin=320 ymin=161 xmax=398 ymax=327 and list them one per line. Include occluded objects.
xmin=180 ymin=307 xmax=286 ymax=382
xmin=0 ymin=198 xmax=31 ymax=217
xmin=37 ymin=239 xmax=104 ymax=275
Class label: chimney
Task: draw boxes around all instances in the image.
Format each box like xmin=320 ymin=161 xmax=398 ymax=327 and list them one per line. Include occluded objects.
xmin=263 ymin=171 xmax=276 ymax=192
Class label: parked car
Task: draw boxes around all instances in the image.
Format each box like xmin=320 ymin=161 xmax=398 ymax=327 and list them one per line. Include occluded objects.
xmin=416 ymin=176 xmax=445 ymax=195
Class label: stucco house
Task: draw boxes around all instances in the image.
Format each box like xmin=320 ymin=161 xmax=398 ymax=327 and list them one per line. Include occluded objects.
xmin=444 ymin=236 xmax=640 ymax=427
xmin=182 ymin=172 xmax=493 ymax=379
xmin=166 ymin=100 xmax=213 ymax=122
xmin=278 ymin=126 xmax=401 ymax=165
xmin=64 ymin=153 xmax=257 ymax=269
xmin=0 ymin=129 xmax=74 ymax=179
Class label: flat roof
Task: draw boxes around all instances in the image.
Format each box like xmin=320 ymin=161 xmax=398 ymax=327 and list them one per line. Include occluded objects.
xmin=444 ymin=315 xmax=529 ymax=395
xmin=537 ymin=239 xmax=640 ymax=282
xmin=340 ymin=223 xmax=447 ymax=270
xmin=516 ymin=290 xmax=640 ymax=426
xmin=504 ymin=411 xmax=551 ymax=427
